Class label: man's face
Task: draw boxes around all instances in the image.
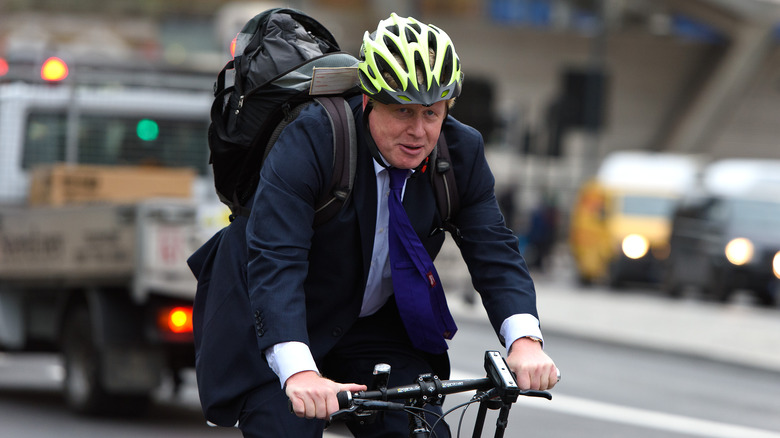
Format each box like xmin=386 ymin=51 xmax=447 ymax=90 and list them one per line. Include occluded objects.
xmin=365 ymin=96 xmax=447 ymax=170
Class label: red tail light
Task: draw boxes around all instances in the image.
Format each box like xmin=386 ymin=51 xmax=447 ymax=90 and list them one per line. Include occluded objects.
xmin=159 ymin=306 xmax=193 ymax=334
xmin=41 ymin=57 xmax=69 ymax=82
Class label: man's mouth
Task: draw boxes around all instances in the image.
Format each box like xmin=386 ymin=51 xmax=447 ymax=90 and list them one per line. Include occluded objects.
xmin=400 ymin=144 xmax=423 ymax=153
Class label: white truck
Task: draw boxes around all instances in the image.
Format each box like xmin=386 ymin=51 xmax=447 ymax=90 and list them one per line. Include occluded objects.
xmin=0 ymin=59 xmax=227 ymax=415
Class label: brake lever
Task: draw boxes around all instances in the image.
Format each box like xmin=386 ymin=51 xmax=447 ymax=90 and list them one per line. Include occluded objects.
xmin=329 ymin=399 xmax=406 ymax=423
xmin=329 ymin=404 xmax=360 ymax=422
xmin=519 ymin=389 xmax=553 ymax=400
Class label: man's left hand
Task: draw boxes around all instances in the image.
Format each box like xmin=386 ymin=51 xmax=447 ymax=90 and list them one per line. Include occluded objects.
xmin=506 ymin=337 xmax=558 ymax=391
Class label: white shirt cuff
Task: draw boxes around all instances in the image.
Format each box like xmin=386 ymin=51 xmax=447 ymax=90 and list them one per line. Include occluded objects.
xmin=264 ymin=341 xmax=319 ymax=388
xmin=500 ymin=314 xmax=544 ymax=351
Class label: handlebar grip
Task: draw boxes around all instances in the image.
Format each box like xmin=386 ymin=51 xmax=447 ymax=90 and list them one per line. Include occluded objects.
xmin=336 ymin=390 xmax=353 ymax=409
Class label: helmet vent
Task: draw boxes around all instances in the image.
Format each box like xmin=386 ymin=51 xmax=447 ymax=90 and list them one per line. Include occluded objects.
xmin=413 ymin=52 xmax=426 ymax=85
xmin=376 ymin=53 xmax=402 ymax=90
xmin=384 ymin=36 xmax=399 ymax=55
xmin=441 ymin=45 xmax=453 ymax=83
xmin=358 ymin=70 xmax=379 ymax=93
xmin=405 ymin=27 xmax=418 ymax=43
xmin=387 ymin=24 xmax=400 ymax=36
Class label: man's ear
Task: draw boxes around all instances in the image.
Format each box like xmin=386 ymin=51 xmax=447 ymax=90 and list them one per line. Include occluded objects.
xmin=362 ymin=94 xmax=370 ymax=109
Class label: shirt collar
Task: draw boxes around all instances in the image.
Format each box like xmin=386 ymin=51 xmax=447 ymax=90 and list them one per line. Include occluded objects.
xmin=373 ymin=159 xmax=415 ymax=179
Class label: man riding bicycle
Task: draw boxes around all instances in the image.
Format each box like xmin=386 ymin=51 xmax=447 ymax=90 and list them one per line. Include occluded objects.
xmin=237 ymin=13 xmax=558 ymax=437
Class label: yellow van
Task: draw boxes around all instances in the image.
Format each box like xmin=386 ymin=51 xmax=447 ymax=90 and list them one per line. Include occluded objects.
xmin=568 ymin=152 xmax=700 ymax=288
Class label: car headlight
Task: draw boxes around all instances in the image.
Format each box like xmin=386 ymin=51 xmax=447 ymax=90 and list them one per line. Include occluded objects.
xmin=622 ymin=234 xmax=649 ymax=260
xmin=773 ymin=251 xmax=780 ymax=279
xmin=724 ymin=238 xmax=754 ymax=266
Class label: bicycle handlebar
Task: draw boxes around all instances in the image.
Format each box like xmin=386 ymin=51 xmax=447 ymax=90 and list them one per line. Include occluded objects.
xmin=337 ymin=349 xmax=554 ymax=411
xmin=337 ymin=376 xmax=552 ymax=411
xmin=338 ymin=376 xmax=490 ymax=409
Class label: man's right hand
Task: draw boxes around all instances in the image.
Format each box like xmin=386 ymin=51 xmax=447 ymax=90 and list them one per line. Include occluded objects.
xmin=285 ymin=370 xmax=367 ymax=419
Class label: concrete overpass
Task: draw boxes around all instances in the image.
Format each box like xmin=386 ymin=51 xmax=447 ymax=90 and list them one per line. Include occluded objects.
xmin=653 ymin=0 xmax=780 ymax=155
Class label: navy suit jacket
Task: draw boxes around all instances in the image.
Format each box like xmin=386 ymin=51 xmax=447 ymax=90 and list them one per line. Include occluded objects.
xmin=188 ymin=95 xmax=537 ymax=426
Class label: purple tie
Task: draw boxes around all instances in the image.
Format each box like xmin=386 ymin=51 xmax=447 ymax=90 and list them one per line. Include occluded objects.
xmin=387 ymin=168 xmax=457 ymax=354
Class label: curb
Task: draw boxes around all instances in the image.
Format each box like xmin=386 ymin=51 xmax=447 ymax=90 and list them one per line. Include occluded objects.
xmin=445 ymin=277 xmax=780 ymax=375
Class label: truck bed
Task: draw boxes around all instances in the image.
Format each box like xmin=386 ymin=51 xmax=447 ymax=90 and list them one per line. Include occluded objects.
xmin=0 ymin=199 xmax=200 ymax=301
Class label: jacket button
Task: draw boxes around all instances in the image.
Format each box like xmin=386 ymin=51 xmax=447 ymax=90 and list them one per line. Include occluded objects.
xmin=331 ymin=327 xmax=343 ymax=337
xmin=256 ymin=328 xmax=265 ymax=337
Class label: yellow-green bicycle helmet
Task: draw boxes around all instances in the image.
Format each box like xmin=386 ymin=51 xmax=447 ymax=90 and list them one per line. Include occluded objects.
xmin=358 ymin=13 xmax=463 ymax=106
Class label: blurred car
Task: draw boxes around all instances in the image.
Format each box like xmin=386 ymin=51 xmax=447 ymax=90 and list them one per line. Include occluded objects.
xmin=569 ymin=151 xmax=701 ymax=288
xmin=663 ymin=159 xmax=780 ymax=307
xmin=570 ymin=180 xmax=679 ymax=287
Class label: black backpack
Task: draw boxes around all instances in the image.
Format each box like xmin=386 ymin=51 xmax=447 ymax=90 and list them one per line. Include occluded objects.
xmin=208 ymin=8 xmax=359 ymax=223
xmin=207 ymin=7 xmax=459 ymax=226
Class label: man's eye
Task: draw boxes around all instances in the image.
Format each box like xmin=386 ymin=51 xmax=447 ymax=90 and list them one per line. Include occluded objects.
xmin=423 ymin=109 xmax=441 ymax=119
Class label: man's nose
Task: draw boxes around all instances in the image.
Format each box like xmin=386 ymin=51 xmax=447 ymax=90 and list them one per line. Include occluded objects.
xmin=406 ymin=114 xmax=425 ymax=136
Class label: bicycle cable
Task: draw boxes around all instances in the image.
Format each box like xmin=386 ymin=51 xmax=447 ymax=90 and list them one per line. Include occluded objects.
xmin=429 ymin=389 xmax=496 ymax=437
xmin=404 ymin=405 xmax=441 ymax=437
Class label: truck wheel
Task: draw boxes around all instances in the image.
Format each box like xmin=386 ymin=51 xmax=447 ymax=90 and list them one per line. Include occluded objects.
xmin=756 ymin=287 xmax=777 ymax=307
xmin=62 ymin=307 xmax=107 ymax=414
xmin=661 ymin=261 xmax=683 ymax=298
xmin=705 ymin=267 xmax=731 ymax=303
xmin=607 ymin=262 xmax=624 ymax=289
xmin=576 ymin=273 xmax=593 ymax=287
xmin=61 ymin=307 xmax=150 ymax=416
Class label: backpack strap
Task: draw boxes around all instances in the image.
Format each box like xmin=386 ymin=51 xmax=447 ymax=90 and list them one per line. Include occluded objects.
xmin=431 ymin=133 xmax=462 ymax=244
xmin=227 ymin=96 xmax=355 ymax=223
xmin=312 ymin=96 xmax=357 ymax=227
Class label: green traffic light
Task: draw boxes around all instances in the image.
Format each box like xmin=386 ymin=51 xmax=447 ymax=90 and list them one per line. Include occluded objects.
xmin=136 ymin=119 xmax=159 ymax=141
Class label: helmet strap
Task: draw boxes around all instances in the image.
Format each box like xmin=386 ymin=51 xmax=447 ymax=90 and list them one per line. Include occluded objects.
xmin=362 ymin=104 xmax=389 ymax=169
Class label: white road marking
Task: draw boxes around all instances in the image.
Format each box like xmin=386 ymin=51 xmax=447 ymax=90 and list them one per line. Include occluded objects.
xmin=450 ymin=369 xmax=780 ymax=438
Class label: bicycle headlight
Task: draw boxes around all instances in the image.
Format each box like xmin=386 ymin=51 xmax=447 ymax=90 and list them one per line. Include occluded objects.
xmin=622 ymin=234 xmax=649 ymax=260
xmin=773 ymin=251 xmax=780 ymax=279
xmin=724 ymin=238 xmax=753 ymax=266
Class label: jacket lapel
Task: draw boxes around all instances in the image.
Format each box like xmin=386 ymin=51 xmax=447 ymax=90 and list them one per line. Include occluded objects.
xmin=354 ymin=121 xmax=378 ymax=282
